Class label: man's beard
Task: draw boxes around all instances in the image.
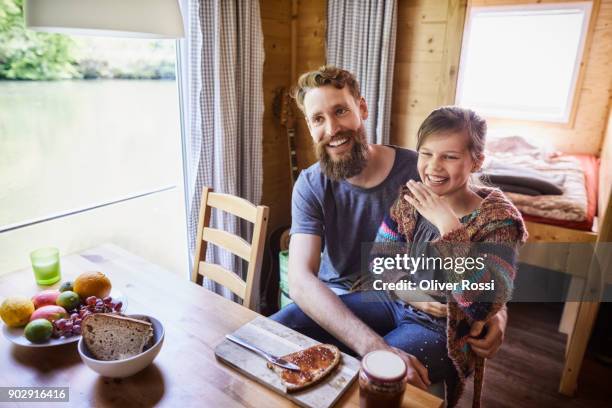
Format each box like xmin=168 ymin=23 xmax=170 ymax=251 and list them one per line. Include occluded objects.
xmin=315 ymin=126 xmax=368 ymax=181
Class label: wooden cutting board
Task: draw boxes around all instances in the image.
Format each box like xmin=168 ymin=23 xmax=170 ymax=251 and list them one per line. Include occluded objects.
xmin=215 ymin=316 xmax=360 ymax=408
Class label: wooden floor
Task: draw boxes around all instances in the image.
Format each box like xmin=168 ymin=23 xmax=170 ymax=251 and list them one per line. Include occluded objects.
xmin=458 ymin=303 xmax=612 ymax=407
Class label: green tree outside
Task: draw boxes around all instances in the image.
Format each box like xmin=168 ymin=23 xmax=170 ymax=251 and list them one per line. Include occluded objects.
xmin=0 ymin=0 xmax=176 ymax=80
xmin=0 ymin=0 xmax=79 ymax=80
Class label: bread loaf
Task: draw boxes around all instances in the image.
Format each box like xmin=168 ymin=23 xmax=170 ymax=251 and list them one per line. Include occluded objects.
xmin=82 ymin=314 xmax=153 ymax=361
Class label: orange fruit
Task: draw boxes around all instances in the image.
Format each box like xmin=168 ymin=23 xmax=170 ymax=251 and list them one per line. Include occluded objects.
xmin=73 ymin=271 xmax=112 ymax=299
xmin=1 ymin=296 xmax=35 ymax=327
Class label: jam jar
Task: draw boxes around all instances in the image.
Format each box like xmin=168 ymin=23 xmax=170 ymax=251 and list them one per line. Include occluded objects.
xmin=359 ymin=350 xmax=407 ymax=408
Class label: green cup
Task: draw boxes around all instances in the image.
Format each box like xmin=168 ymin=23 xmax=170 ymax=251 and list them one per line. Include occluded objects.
xmin=30 ymin=247 xmax=62 ymax=285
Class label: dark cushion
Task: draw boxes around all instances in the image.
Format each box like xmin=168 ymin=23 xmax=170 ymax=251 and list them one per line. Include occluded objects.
xmin=479 ymin=162 xmax=564 ymax=195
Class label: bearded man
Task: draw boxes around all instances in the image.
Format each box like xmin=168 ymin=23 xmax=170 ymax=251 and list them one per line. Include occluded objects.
xmin=271 ymin=66 xmax=508 ymax=394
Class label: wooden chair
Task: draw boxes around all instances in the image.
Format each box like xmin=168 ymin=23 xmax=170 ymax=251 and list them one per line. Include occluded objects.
xmin=191 ymin=187 xmax=269 ymax=311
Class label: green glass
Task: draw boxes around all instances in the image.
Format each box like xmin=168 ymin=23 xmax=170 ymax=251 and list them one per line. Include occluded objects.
xmin=30 ymin=247 xmax=62 ymax=285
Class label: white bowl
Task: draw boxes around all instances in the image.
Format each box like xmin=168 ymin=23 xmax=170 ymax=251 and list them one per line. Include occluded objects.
xmin=78 ymin=314 xmax=164 ymax=378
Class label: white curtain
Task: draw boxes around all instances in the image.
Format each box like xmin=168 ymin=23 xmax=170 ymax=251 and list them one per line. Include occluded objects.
xmin=327 ymin=0 xmax=397 ymax=145
xmin=178 ymin=0 xmax=265 ymax=298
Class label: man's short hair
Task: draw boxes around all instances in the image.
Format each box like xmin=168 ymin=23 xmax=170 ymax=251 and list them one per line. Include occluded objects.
xmin=291 ymin=65 xmax=361 ymax=114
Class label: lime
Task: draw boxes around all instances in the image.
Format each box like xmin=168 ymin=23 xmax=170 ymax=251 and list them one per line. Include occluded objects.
xmin=56 ymin=291 xmax=81 ymax=311
xmin=0 ymin=296 xmax=35 ymax=328
xmin=59 ymin=281 xmax=74 ymax=292
xmin=24 ymin=319 xmax=53 ymax=343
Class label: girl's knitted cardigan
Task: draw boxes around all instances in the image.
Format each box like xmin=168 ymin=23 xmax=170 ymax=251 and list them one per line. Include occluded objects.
xmin=377 ymin=186 xmax=528 ymax=407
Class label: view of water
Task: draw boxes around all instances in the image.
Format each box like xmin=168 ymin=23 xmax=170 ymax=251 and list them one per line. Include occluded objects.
xmin=0 ymin=80 xmax=188 ymax=276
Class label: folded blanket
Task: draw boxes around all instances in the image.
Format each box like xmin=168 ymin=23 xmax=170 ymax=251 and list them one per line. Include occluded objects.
xmin=491 ymin=183 xmax=542 ymax=196
xmin=480 ymin=162 xmax=564 ymax=195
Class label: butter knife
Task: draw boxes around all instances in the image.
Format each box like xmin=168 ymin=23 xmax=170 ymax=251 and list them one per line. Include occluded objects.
xmin=225 ymin=334 xmax=301 ymax=371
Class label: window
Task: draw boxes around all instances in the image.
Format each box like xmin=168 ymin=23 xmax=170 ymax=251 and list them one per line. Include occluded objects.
xmin=0 ymin=2 xmax=187 ymax=275
xmin=456 ymin=2 xmax=592 ymax=123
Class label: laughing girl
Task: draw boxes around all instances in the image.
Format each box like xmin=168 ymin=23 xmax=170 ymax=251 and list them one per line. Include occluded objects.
xmin=372 ymin=106 xmax=527 ymax=407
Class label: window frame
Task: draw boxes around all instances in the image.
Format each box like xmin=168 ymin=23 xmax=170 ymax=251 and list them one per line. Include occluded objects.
xmin=455 ymin=1 xmax=594 ymax=126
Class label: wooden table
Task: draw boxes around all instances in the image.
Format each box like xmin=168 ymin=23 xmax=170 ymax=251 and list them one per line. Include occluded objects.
xmin=0 ymin=244 xmax=443 ymax=408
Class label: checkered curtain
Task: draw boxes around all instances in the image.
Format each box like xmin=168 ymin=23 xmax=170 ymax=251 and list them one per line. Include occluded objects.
xmin=327 ymin=0 xmax=397 ymax=145
xmin=180 ymin=0 xmax=264 ymax=299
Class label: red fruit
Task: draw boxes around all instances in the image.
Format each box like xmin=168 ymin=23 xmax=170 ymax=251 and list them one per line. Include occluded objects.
xmin=29 ymin=305 xmax=68 ymax=323
xmin=31 ymin=290 xmax=61 ymax=309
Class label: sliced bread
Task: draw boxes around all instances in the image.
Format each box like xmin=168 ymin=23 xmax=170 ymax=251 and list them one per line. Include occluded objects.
xmin=267 ymin=344 xmax=341 ymax=392
xmin=82 ymin=313 xmax=153 ymax=361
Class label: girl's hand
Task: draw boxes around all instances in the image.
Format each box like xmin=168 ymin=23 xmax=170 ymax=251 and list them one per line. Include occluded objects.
xmin=467 ymin=308 xmax=508 ymax=358
xmin=394 ymin=288 xmax=448 ymax=318
xmin=409 ymin=301 xmax=447 ymax=318
xmin=404 ymin=180 xmax=461 ymax=236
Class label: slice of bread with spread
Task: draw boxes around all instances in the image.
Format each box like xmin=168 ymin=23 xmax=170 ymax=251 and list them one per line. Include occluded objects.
xmin=267 ymin=344 xmax=341 ymax=392
xmin=82 ymin=314 xmax=153 ymax=361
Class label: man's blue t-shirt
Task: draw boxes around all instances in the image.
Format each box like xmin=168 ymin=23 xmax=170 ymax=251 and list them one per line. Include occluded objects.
xmin=290 ymin=146 xmax=419 ymax=290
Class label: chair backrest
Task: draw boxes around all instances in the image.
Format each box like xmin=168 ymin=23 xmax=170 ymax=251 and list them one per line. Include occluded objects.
xmin=191 ymin=186 xmax=269 ymax=310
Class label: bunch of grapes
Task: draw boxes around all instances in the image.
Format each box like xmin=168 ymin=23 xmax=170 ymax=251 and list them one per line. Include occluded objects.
xmin=82 ymin=295 xmax=123 ymax=314
xmin=51 ymin=296 xmax=123 ymax=338
xmin=52 ymin=314 xmax=81 ymax=338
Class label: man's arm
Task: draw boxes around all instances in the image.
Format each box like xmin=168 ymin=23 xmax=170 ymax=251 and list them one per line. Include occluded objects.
xmin=288 ymin=233 xmax=385 ymax=356
xmin=288 ymin=233 xmax=430 ymax=388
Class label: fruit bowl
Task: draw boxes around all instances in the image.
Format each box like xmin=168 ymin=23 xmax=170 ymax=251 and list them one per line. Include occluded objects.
xmin=1 ymin=289 xmax=127 ymax=347
xmin=78 ymin=314 xmax=164 ymax=378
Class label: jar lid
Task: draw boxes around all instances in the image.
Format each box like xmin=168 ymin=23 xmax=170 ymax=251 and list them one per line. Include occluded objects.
xmin=362 ymin=350 xmax=407 ymax=382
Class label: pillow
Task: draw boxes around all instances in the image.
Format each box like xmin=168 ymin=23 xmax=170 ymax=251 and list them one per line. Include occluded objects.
xmin=480 ymin=162 xmax=564 ymax=195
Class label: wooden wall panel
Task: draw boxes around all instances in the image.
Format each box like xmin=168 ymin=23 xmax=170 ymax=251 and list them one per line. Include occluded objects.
xmin=599 ymin=106 xmax=612 ymax=223
xmin=294 ymin=0 xmax=327 ymax=170
xmin=437 ymin=0 xmax=467 ymax=106
xmin=260 ymin=0 xmax=293 ymax=234
xmin=259 ymin=0 xmax=326 ymax=235
xmin=395 ymin=20 xmax=447 ymax=63
xmin=391 ymin=0 xmax=464 ymax=148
